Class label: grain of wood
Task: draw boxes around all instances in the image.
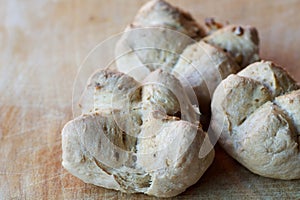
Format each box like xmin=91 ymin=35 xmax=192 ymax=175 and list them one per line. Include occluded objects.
xmin=0 ymin=0 xmax=299 ymax=199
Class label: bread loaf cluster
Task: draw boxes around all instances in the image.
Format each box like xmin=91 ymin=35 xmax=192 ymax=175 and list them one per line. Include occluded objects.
xmin=61 ymin=0 xmax=299 ymax=197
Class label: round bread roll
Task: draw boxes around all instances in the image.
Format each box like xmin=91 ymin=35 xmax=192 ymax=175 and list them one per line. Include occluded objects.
xmin=211 ymin=60 xmax=300 ymax=180
xmin=62 ymin=69 xmax=215 ymax=197
xmin=115 ymin=0 xmax=205 ymax=80
xmin=203 ymin=24 xmax=260 ymax=67
xmin=131 ymin=0 xmax=205 ymax=40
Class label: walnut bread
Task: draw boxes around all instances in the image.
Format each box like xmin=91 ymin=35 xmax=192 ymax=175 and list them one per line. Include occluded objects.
xmin=62 ymin=0 xmax=269 ymax=197
xmin=115 ymin=0 xmax=260 ymax=129
xmin=211 ymin=60 xmax=300 ymax=180
xmin=62 ymin=69 xmax=215 ymax=197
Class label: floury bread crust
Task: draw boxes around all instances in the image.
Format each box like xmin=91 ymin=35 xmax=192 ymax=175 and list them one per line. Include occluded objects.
xmin=62 ymin=69 xmax=215 ymax=197
xmin=115 ymin=1 xmax=260 ymax=129
xmin=172 ymin=41 xmax=241 ymax=128
xmin=115 ymin=0 xmax=205 ymax=80
xmin=203 ymin=24 xmax=260 ymax=67
xmin=172 ymin=24 xmax=259 ymax=126
xmin=131 ymin=0 xmax=206 ymax=40
xmin=211 ymin=61 xmax=300 ymax=180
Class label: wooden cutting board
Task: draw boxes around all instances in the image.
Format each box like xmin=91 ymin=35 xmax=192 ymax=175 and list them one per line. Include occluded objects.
xmin=0 ymin=0 xmax=299 ymax=199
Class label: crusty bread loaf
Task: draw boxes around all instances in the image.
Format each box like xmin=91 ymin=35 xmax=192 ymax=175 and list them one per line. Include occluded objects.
xmin=62 ymin=69 xmax=215 ymax=197
xmin=211 ymin=60 xmax=300 ymax=180
xmin=115 ymin=0 xmax=205 ymax=80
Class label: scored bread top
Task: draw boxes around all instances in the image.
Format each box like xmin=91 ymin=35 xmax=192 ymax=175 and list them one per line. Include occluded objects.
xmin=211 ymin=60 xmax=300 ymax=180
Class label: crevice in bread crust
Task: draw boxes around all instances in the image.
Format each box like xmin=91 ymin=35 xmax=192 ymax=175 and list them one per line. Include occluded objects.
xmin=68 ymin=113 xmax=152 ymax=193
xmin=229 ymin=61 xmax=300 ymax=130
xmin=234 ymin=84 xmax=300 ymax=133
xmin=62 ymin=68 xmax=214 ymax=197
xmin=212 ymin=61 xmax=300 ymax=180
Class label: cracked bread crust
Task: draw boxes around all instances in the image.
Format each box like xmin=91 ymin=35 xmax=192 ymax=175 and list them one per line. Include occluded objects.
xmin=115 ymin=0 xmax=205 ymax=80
xmin=211 ymin=60 xmax=300 ymax=180
xmin=131 ymin=0 xmax=206 ymax=40
xmin=62 ymin=69 xmax=215 ymax=197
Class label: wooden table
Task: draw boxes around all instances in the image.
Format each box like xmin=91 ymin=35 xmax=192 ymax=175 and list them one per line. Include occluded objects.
xmin=0 ymin=0 xmax=299 ymax=199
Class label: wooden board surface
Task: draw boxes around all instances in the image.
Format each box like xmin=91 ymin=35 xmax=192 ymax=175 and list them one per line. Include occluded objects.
xmin=0 ymin=0 xmax=300 ymax=199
